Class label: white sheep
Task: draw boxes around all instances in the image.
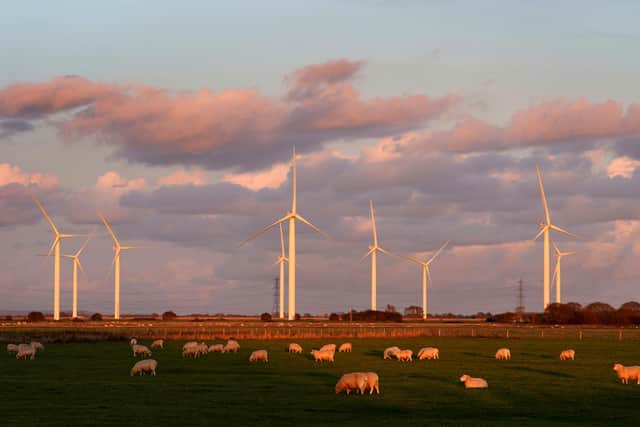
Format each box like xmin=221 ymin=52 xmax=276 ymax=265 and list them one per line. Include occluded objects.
xmin=197 ymin=342 xmax=209 ymax=356
xmin=249 ymin=349 xmax=269 ymax=363
xmin=396 ymin=349 xmax=413 ymax=362
xmin=460 ymin=374 xmax=488 ymax=389
xmin=182 ymin=341 xmax=198 ymax=352
xmin=495 ymin=348 xmax=511 ymax=360
xmin=30 ymin=341 xmax=44 ymax=351
xmin=383 ymin=346 xmax=400 ymax=360
xmin=613 ymin=363 xmax=640 ymax=384
xmin=311 ymin=349 xmax=335 ymax=362
xmin=335 ymin=372 xmax=368 ymax=395
xmin=288 ymin=343 xmax=303 ymax=354
xmin=182 ymin=346 xmax=199 ymax=358
xmin=560 ymin=349 xmax=575 ymax=361
xmin=16 ymin=344 xmax=36 ymax=360
xmin=150 ymin=340 xmax=164 ymax=349
xmin=319 ymin=344 xmax=336 ymax=353
xmin=362 ymin=372 xmax=380 ymax=394
xmin=208 ymin=344 xmax=224 ymax=353
xmin=132 ymin=344 xmax=152 ymax=357
xmin=7 ymin=344 xmax=19 ymax=354
xmin=129 ymin=338 xmax=137 ymax=346
xmin=338 ymin=343 xmax=352 ymax=353
xmin=130 ymin=359 xmax=158 ymax=376
xmin=418 ymin=347 xmax=439 ymax=360
xmin=223 ymin=340 xmax=240 ymax=353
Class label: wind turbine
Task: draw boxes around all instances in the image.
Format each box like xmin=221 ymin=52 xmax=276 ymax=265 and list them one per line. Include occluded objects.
xmin=552 ymin=241 xmax=576 ymax=304
xmin=62 ymin=237 xmax=90 ymax=319
xmin=533 ymin=165 xmax=578 ymax=310
xmin=31 ymin=195 xmax=85 ymax=320
xmin=241 ymin=147 xmax=327 ymax=321
xmin=97 ymin=210 xmax=144 ymax=320
xmin=362 ymin=200 xmax=396 ymax=311
xmin=272 ymin=223 xmax=288 ymax=319
xmin=397 ymin=241 xmax=449 ymax=320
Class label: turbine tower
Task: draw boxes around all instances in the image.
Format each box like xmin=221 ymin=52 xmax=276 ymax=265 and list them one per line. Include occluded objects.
xmin=98 ymin=210 xmax=143 ymax=320
xmin=241 ymin=147 xmax=327 ymax=321
xmin=271 ymin=223 xmax=288 ymax=319
xmin=32 ymin=195 xmax=85 ymax=320
xmin=397 ymin=241 xmax=448 ymax=320
xmin=362 ymin=200 xmax=396 ymax=311
xmin=552 ymin=242 xmax=575 ymax=304
xmin=62 ymin=237 xmax=90 ymax=318
xmin=533 ymin=165 xmax=577 ymax=310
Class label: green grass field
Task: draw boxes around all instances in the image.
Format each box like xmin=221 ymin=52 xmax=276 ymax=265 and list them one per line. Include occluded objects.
xmin=2 ymin=337 xmax=639 ymax=426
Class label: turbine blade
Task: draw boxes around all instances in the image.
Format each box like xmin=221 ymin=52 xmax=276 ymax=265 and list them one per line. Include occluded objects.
xmin=536 ymin=165 xmax=551 ymax=225
xmin=31 ymin=194 xmax=60 ymax=235
xmin=97 ymin=209 xmax=120 ymax=247
xmin=294 ymin=214 xmax=329 ymax=239
xmin=426 ymin=267 xmax=433 ymax=288
xmin=551 ymin=239 xmax=560 ymax=255
xmin=532 ymin=225 xmax=548 ymax=241
xmin=279 ymin=223 xmax=286 ymax=257
xmin=389 ymin=251 xmax=422 ymax=265
xmin=240 ymin=215 xmax=290 ymax=246
xmin=549 ymin=224 xmax=579 ymax=239
xmin=291 ymin=146 xmax=297 ymax=213
xmin=370 ymin=200 xmax=378 ymax=247
xmin=378 ymin=247 xmax=399 ymax=259
xmin=426 ymin=240 xmax=449 ymax=265
xmin=76 ymin=259 xmax=86 ymax=275
xmin=360 ymin=247 xmax=375 ymax=262
xmin=47 ymin=236 xmax=61 ymax=256
xmin=76 ymin=236 xmax=91 ymax=257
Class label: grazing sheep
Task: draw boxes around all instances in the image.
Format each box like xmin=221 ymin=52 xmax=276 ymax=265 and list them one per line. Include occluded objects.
xmin=335 ymin=373 xmax=368 ymax=395
xmin=208 ymin=344 xmax=224 ymax=353
xmin=130 ymin=359 xmax=158 ymax=376
xmin=197 ymin=342 xmax=209 ymax=356
xmin=362 ymin=372 xmax=380 ymax=394
xmin=311 ymin=349 xmax=335 ymax=363
xmin=418 ymin=347 xmax=439 ymax=360
xmin=223 ymin=340 xmax=240 ymax=353
xmin=338 ymin=343 xmax=352 ymax=353
xmin=560 ymin=349 xmax=575 ymax=361
xmin=7 ymin=344 xmax=19 ymax=354
xmin=16 ymin=345 xmax=36 ymax=360
xmin=150 ymin=340 xmax=164 ymax=349
xmin=383 ymin=346 xmax=400 ymax=360
xmin=182 ymin=346 xmax=199 ymax=358
xmin=129 ymin=338 xmax=137 ymax=346
xmin=460 ymin=374 xmax=488 ymax=389
xmin=396 ymin=349 xmax=413 ymax=362
xmin=613 ymin=363 xmax=640 ymax=384
xmin=132 ymin=344 xmax=152 ymax=357
xmin=30 ymin=342 xmax=44 ymax=352
xmin=249 ymin=350 xmax=269 ymax=363
xmin=182 ymin=341 xmax=198 ymax=352
xmin=495 ymin=348 xmax=511 ymax=360
xmin=288 ymin=343 xmax=303 ymax=354
xmin=319 ymin=344 xmax=336 ymax=353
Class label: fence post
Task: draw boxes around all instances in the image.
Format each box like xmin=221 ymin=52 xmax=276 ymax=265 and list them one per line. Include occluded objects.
xmin=619 ymin=330 xmax=623 ymax=341
xmin=506 ymin=329 xmax=510 ymax=339
xmin=579 ymin=329 xmax=582 ymax=340
xmin=438 ymin=329 xmax=441 ymax=337
xmin=541 ymin=329 xmax=544 ymax=338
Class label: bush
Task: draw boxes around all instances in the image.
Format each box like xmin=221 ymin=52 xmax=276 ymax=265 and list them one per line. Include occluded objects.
xmin=4 ymin=315 xmax=12 ymax=321
xmin=162 ymin=311 xmax=178 ymax=321
xmin=27 ymin=311 xmax=45 ymax=322
xmin=90 ymin=313 xmax=103 ymax=321
xmin=260 ymin=312 xmax=272 ymax=322
xmin=72 ymin=317 xmax=85 ymax=323
xmin=329 ymin=313 xmax=340 ymax=321
xmin=338 ymin=310 xmax=402 ymax=322
xmin=294 ymin=313 xmax=301 ymax=321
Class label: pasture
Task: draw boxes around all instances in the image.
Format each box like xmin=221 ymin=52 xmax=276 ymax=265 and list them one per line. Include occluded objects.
xmin=2 ymin=337 xmax=639 ymax=426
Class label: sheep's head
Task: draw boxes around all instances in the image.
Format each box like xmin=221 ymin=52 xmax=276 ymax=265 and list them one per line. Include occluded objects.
xmin=613 ymin=363 xmax=622 ymax=372
xmin=459 ymin=374 xmax=469 ymax=382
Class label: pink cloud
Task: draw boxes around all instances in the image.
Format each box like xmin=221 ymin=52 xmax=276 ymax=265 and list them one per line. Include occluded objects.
xmin=607 ymin=156 xmax=640 ymax=179
xmin=156 ymin=169 xmax=209 ymax=187
xmin=0 ymin=163 xmax=59 ymax=188
xmin=222 ymin=163 xmax=289 ymax=191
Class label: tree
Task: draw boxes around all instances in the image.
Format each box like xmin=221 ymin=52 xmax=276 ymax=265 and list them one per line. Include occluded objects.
xmin=385 ymin=304 xmax=397 ymax=313
xmin=90 ymin=313 xmax=103 ymax=321
xmin=329 ymin=313 xmax=340 ymax=321
xmin=584 ymin=302 xmax=615 ymax=324
xmin=162 ymin=311 xmax=178 ymax=321
xmin=27 ymin=311 xmax=45 ymax=322
xmin=404 ymin=306 xmax=423 ymax=317
xmin=260 ymin=312 xmax=272 ymax=322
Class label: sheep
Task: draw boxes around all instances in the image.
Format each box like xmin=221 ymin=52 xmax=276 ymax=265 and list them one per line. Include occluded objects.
xmin=7 ymin=344 xmax=19 ymax=354
xmin=208 ymin=344 xmax=224 ymax=353
xmin=495 ymin=348 xmax=511 ymax=360
xmin=383 ymin=346 xmax=400 ymax=360
xmin=130 ymin=359 xmax=158 ymax=376
xmin=460 ymin=374 xmax=488 ymax=389
xmin=129 ymin=338 xmax=137 ymax=346
xmin=613 ymin=364 xmax=640 ymax=384
xmin=560 ymin=349 xmax=575 ymax=361
xmin=197 ymin=342 xmax=209 ymax=356
xmin=418 ymin=347 xmax=439 ymax=360
xmin=319 ymin=344 xmax=336 ymax=353
xmin=16 ymin=345 xmax=36 ymax=360
xmin=362 ymin=372 xmax=380 ymax=394
xmin=150 ymin=340 xmax=164 ymax=349
xmin=182 ymin=346 xmax=199 ymax=358
xmin=335 ymin=373 xmax=368 ymax=395
xmin=132 ymin=344 xmax=152 ymax=357
xmin=311 ymin=349 xmax=335 ymax=363
xmin=288 ymin=343 xmax=303 ymax=354
xmin=338 ymin=343 xmax=352 ymax=353
xmin=249 ymin=350 xmax=269 ymax=363
xmin=182 ymin=341 xmax=198 ymax=352
xmin=223 ymin=340 xmax=240 ymax=353
xmin=396 ymin=349 xmax=413 ymax=362
xmin=30 ymin=341 xmax=44 ymax=351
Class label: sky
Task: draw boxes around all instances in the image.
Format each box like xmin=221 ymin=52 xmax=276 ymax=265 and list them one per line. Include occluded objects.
xmin=1 ymin=1 xmax=640 ymax=316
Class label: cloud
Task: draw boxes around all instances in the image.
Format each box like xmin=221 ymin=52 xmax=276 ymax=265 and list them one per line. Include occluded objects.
xmin=0 ymin=163 xmax=59 ymax=188
xmin=223 ymin=163 xmax=289 ymax=191
xmin=607 ymin=156 xmax=640 ymax=179
xmin=156 ymin=169 xmax=209 ymax=187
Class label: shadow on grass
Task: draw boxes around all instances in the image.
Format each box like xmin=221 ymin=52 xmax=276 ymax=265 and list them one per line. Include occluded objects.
xmin=504 ymin=365 xmax=574 ymax=378
xmin=521 ymin=352 xmax=554 ymax=359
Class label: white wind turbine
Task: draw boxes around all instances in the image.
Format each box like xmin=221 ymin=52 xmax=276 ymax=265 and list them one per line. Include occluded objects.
xmin=32 ymin=195 xmax=86 ymax=320
xmin=272 ymin=223 xmax=288 ymax=319
xmin=552 ymin=241 xmax=576 ymax=304
xmin=62 ymin=237 xmax=91 ymax=319
xmin=362 ymin=200 xmax=396 ymax=311
xmin=397 ymin=241 xmax=449 ymax=320
xmin=241 ymin=147 xmax=327 ymax=321
xmin=533 ymin=165 xmax=578 ymax=310
xmin=97 ymin=210 xmax=145 ymax=320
